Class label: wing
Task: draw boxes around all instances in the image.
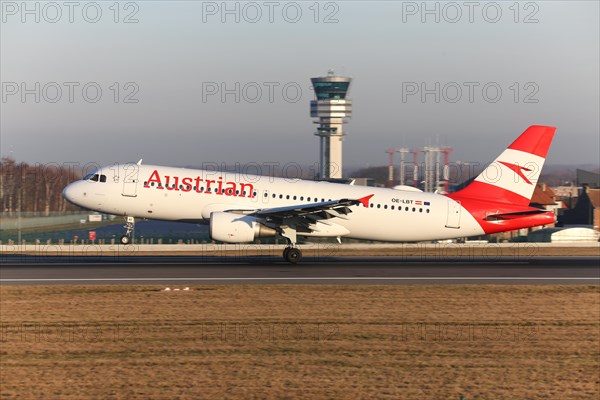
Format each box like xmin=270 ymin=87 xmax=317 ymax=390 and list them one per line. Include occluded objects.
xmin=227 ymin=194 xmax=374 ymax=234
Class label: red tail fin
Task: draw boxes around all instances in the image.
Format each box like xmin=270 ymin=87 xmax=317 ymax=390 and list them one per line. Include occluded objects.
xmin=450 ymin=125 xmax=556 ymax=206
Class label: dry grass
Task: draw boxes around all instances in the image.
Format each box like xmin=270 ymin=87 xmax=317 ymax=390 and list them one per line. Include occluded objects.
xmin=1 ymin=285 xmax=599 ymax=399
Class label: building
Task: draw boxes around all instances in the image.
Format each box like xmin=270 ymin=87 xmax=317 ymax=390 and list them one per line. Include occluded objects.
xmin=559 ymin=188 xmax=600 ymax=230
xmin=310 ymin=70 xmax=352 ymax=180
xmin=552 ymin=185 xmax=579 ymax=209
xmin=528 ymin=227 xmax=600 ymax=242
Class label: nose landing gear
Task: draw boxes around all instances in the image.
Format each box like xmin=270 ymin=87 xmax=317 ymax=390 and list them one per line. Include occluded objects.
xmin=120 ymin=216 xmax=135 ymax=245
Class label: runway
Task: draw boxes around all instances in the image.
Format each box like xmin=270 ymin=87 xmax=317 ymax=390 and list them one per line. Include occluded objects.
xmin=1 ymin=256 xmax=598 ymax=284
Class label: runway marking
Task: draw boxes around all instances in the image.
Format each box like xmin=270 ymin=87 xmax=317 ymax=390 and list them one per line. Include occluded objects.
xmin=1 ymin=277 xmax=599 ymax=283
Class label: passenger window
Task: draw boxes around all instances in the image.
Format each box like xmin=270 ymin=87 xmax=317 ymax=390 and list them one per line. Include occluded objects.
xmin=391 ymin=205 xmax=395 ymax=210
xmin=100 ymin=175 xmax=107 ymax=183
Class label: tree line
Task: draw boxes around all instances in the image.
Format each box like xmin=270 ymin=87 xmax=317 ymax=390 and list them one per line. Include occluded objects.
xmin=0 ymin=158 xmax=82 ymax=215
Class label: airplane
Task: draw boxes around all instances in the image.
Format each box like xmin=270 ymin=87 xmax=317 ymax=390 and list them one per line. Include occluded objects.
xmin=63 ymin=125 xmax=556 ymax=263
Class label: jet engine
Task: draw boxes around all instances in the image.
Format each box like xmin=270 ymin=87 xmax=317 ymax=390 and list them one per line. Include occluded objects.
xmin=209 ymin=212 xmax=277 ymax=243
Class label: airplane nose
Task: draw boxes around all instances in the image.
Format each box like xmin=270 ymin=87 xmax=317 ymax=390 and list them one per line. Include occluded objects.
xmin=63 ymin=184 xmax=72 ymax=202
xmin=63 ymin=183 xmax=79 ymax=205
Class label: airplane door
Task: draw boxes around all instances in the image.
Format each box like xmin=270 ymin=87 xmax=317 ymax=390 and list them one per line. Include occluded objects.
xmin=445 ymin=199 xmax=461 ymax=229
xmin=122 ymin=164 xmax=139 ymax=197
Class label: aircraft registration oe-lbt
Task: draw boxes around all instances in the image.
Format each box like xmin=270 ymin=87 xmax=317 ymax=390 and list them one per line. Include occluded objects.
xmin=63 ymin=125 xmax=556 ymax=263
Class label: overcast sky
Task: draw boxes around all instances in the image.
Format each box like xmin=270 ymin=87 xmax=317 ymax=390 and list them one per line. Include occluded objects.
xmin=1 ymin=1 xmax=598 ymax=172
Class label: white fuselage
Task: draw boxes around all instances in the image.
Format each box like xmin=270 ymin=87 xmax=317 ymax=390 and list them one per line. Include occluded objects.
xmin=63 ymin=164 xmax=486 ymax=242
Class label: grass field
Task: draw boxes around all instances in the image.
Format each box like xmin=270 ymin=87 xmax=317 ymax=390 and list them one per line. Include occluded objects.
xmin=1 ymin=285 xmax=599 ymax=399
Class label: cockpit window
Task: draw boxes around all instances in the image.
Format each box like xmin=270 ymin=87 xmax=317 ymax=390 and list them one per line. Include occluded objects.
xmin=83 ymin=173 xmax=107 ymax=183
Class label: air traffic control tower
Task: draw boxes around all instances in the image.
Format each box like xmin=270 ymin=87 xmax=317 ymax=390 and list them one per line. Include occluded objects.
xmin=311 ymin=70 xmax=352 ymax=180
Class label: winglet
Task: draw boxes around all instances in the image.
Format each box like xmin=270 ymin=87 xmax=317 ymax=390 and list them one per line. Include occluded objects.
xmin=357 ymin=194 xmax=374 ymax=208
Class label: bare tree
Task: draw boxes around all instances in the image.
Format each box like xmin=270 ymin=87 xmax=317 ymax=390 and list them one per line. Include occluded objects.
xmin=1 ymin=158 xmax=83 ymax=214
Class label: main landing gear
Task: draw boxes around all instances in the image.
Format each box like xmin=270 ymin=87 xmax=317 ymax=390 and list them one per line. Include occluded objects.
xmin=281 ymin=226 xmax=302 ymax=263
xmin=283 ymin=246 xmax=302 ymax=264
xmin=120 ymin=216 xmax=135 ymax=245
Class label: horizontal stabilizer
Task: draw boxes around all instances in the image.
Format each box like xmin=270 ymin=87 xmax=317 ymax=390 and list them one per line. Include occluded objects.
xmin=483 ymin=209 xmax=548 ymax=221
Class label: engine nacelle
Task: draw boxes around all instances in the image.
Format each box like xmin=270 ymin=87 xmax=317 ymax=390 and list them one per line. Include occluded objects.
xmin=209 ymin=212 xmax=277 ymax=243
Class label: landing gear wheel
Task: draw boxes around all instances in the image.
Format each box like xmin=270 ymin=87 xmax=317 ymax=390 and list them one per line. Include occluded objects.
xmin=120 ymin=216 xmax=135 ymax=245
xmin=284 ymin=247 xmax=302 ymax=264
